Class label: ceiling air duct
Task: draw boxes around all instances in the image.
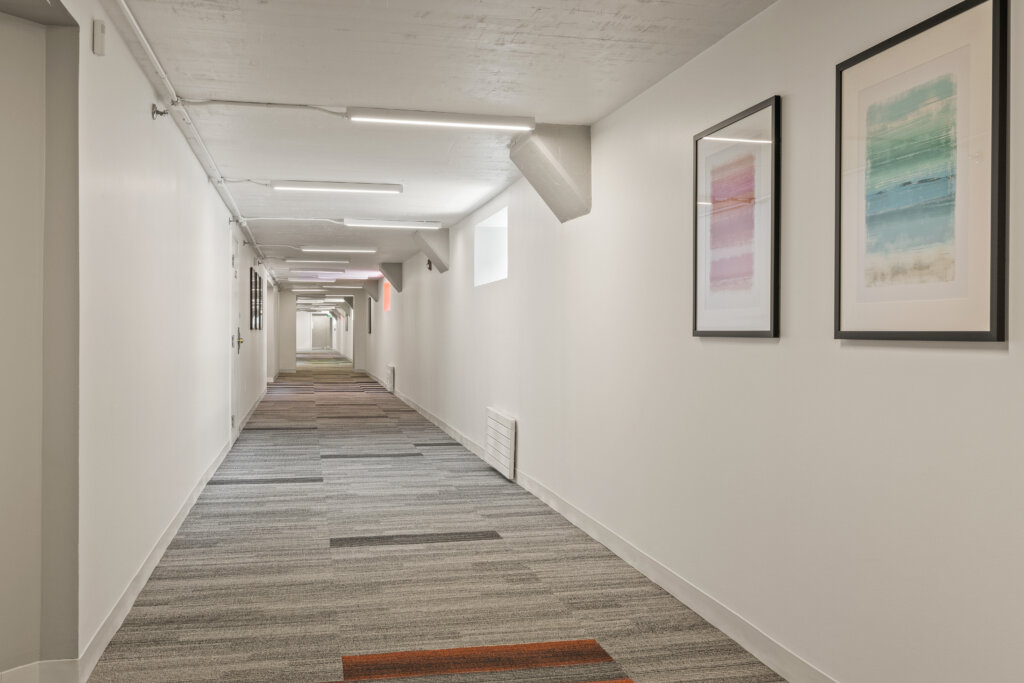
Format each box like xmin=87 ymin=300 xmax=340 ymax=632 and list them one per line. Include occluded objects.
xmin=509 ymin=124 xmax=591 ymax=223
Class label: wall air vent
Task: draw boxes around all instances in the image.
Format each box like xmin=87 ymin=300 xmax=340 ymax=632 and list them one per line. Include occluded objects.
xmin=483 ymin=408 xmax=516 ymax=480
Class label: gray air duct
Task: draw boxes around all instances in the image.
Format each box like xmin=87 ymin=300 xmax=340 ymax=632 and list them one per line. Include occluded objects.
xmin=509 ymin=124 xmax=591 ymax=223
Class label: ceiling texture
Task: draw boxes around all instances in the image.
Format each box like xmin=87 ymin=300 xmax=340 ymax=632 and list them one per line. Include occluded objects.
xmin=115 ymin=0 xmax=773 ymax=297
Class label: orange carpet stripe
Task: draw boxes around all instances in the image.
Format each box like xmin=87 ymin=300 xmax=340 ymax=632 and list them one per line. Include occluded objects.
xmin=341 ymin=639 xmax=613 ymax=680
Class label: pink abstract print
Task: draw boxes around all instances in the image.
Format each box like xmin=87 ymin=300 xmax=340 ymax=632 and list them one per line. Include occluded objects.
xmin=709 ymin=154 xmax=756 ymax=292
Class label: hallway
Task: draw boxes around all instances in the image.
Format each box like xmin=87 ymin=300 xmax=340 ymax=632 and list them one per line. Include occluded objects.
xmin=89 ymin=367 xmax=781 ymax=683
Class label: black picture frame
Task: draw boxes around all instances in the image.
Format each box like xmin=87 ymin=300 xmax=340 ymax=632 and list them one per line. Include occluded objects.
xmin=257 ymin=273 xmax=264 ymax=330
xmin=249 ymin=268 xmax=265 ymax=331
xmin=249 ymin=267 xmax=256 ymax=330
xmin=692 ymin=95 xmax=781 ymax=338
xmin=835 ymin=0 xmax=1008 ymax=341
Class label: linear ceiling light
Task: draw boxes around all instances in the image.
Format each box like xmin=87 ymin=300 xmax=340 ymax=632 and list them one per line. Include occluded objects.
xmin=704 ymin=136 xmax=772 ymax=144
xmin=344 ymin=218 xmax=442 ymax=230
xmin=271 ymin=180 xmax=402 ymax=194
xmin=347 ymin=107 xmax=535 ymax=132
xmin=302 ymin=247 xmax=377 ymax=254
xmin=289 ymin=278 xmax=337 ymax=283
xmin=324 ymin=286 xmax=363 ymax=289
xmin=250 ymin=218 xmax=346 ymax=225
xmin=291 ymin=289 xmax=325 ymax=292
xmin=286 ymin=259 xmax=350 ymax=264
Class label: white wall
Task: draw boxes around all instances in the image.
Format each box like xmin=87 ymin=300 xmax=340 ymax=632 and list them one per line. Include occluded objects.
xmin=0 ymin=12 xmax=47 ymax=672
xmin=364 ymin=1 xmax=1024 ymax=681
xmin=66 ymin=0 xmax=261 ymax=660
xmin=267 ymin=285 xmax=279 ymax=380
xmin=296 ymin=310 xmax=313 ymax=350
xmin=0 ymin=12 xmax=80 ymax=673
xmin=40 ymin=23 xmax=81 ymax=662
xmin=353 ymin=295 xmax=369 ymax=370
xmin=277 ymin=292 xmax=297 ymax=373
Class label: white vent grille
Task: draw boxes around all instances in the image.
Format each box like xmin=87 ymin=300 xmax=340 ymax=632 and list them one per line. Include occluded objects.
xmin=383 ymin=364 xmax=396 ymax=393
xmin=483 ymin=407 xmax=516 ymax=480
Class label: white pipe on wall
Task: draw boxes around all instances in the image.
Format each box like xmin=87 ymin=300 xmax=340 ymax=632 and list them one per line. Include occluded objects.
xmin=109 ymin=0 xmax=263 ymax=259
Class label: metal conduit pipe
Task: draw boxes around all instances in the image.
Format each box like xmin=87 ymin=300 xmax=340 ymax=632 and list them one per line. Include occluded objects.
xmin=112 ymin=0 xmax=264 ymax=259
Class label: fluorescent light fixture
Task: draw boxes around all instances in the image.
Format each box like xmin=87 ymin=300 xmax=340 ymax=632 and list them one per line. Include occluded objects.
xmin=344 ymin=218 xmax=442 ymax=230
xmin=704 ymin=136 xmax=772 ymax=144
xmin=249 ymin=217 xmax=346 ymax=225
xmin=271 ymin=180 xmax=402 ymax=194
xmin=698 ymin=202 xmax=713 ymax=206
xmin=324 ymin=286 xmax=363 ymax=289
xmin=291 ymin=289 xmax=325 ymax=293
xmin=291 ymin=270 xmax=347 ymax=276
xmin=286 ymin=259 xmax=350 ymax=264
xmin=347 ymin=107 xmax=534 ymax=132
xmin=302 ymin=247 xmax=377 ymax=254
xmin=288 ymin=278 xmax=327 ymax=283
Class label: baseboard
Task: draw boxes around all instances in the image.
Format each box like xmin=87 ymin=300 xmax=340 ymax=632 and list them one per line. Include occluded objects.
xmin=2 ymin=427 xmax=237 ymax=683
xmin=385 ymin=385 xmax=836 ymax=683
xmin=1 ymin=659 xmax=78 ymax=683
xmin=233 ymin=387 xmax=267 ymax=440
xmin=366 ymin=369 xmax=485 ymax=457
xmin=389 ymin=387 xmax=486 ymax=459
xmin=516 ymin=472 xmax=837 ymax=683
xmin=77 ymin=413 xmax=247 ymax=682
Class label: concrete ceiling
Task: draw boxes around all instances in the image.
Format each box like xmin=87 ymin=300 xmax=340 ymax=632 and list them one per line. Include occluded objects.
xmin=122 ymin=0 xmax=774 ymax=288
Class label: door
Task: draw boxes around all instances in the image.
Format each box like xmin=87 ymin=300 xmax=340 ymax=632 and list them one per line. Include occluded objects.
xmin=312 ymin=314 xmax=331 ymax=349
xmin=231 ymin=235 xmax=242 ymax=433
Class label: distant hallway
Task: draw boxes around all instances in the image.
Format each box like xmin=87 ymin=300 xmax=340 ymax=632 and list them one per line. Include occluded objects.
xmin=297 ymin=350 xmax=354 ymax=371
xmin=89 ymin=366 xmax=781 ymax=682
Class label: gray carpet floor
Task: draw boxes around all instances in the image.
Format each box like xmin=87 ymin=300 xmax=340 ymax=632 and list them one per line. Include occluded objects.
xmin=89 ymin=353 xmax=784 ymax=682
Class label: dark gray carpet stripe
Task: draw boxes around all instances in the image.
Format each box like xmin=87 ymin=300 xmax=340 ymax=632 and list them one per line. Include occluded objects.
xmin=414 ymin=441 xmax=460 ymax=447
xmin=330 ymin=530 xmax=503 ymax=548
xmin=208 ymin=476 xmax=324 ymax=485
xmin=321 ymin=452 xmax=423 ymax=459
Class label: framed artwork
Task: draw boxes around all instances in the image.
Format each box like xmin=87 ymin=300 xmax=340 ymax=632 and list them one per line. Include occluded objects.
xmin=249 ymin=268 xmax=264 ymax=330
xmin=249 ymin=268 xmax=256 ymax=330
xmin=693 ymin=96 xmax=780 ymax=337
xmin=368 ymin=297 xmax=372 ymax=335
xmin=835 ymin=0 xmax=1007 ymax=341
xmin=257 ymin=273 xmax=264 ymax=330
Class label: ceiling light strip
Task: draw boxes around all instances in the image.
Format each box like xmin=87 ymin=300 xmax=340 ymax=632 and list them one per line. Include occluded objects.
xmin=344 ymin=218 xmax=442 ymax=230
xmin=302 ymin=247 xmax=377 ymax=254
xmin=271 ymin=181 xmax=402 ymax=194
xmin=704 ymin=136 xmax=772 ymax=144
xmin=248 ymin=218 xmax=347 ymax=225
xmin=347 ymin=107 xmax=535 ymax=132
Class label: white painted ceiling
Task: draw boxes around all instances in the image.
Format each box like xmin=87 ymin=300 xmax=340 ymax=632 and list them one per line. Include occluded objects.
xmin=124 ymin=0 xmax=774 ymax=288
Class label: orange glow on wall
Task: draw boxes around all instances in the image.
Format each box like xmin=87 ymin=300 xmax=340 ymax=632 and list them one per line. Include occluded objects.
xmin=383 ymin=281 xmax=392 ymax=311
